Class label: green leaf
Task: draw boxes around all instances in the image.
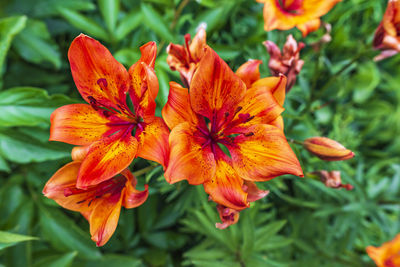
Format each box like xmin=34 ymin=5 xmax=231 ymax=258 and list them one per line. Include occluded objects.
xmin=141 ymin=4 xmax=174 ymax=42
xmin=75 ymin=254 xmax=142 ymax=267
xmin=0 ymin=16 xmax=27 ymax=88
xmin=0 ymin=154 xmax=10 ymax=172
xmin=33 ymin=0 xmax=96 ymax=17
xmin=0 ymin=231 xmax=37 ymax=250
xmin=33 ymin=252 xmax=77 ymax=267
xmin=13 ymin=19 xmax=61 ymax=69
xmin=0 ymin=87 xmax=74 ymax=127
xmin=57 ymin=7 xmax=108 ymax=40
xmin=98 ymin=0 xmax=120 ymax=33
xmin=189 ymin=5 xmax=233 ymax=34
xmin=0 ymin=129 xmax=70 ymax=163
xmin=115 ymin=10 xmax=142 ymax=41
xmin=38 ymin=205 xmax=101 ymax=260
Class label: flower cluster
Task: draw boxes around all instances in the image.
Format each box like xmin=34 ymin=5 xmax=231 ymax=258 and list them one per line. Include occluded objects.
xmin=44 ymin=0 xmax=400 ymax=249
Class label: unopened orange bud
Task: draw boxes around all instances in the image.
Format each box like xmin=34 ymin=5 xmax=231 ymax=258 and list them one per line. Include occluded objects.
xmin=312 ymin=170 xmax=353 ymax=190
xmin=304 ymin=137 xmax=355 ymax=161
xmin=71 ymin=146 xmax=90 ymax=162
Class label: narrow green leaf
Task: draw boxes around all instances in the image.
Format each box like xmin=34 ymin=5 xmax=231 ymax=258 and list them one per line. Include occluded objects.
xmin=13 ymin=19 xmax=61 ymax=69
xmin=0 ymin=16 xmax=27 ymax=87
xmin=0 ymin=154 xmax=10 ymax=172
xmin=141 ymin=4 xmax=174 ymax=42
xmin=0 ymin=129 xmax=70 ymax=163
xmin=33 ymin=252 xmax=77 ymax=267
xmin=75 ymin=254 xmax=142 ymax=267
xmin=0 ymin=87 xmax=74 ymax=127
xmin=98 ymin=0 xmax=120 ymax=33
xmin=0 ymin=231 xmax=37 ymax=250
xmin=33 ymin=0 xmax=96 ymax=17
xmin=115 ymin=10 xmax=142 ymax=41
xmin=57 ymin=7 xmax=108 ymax=40
xmin=38 ymin=205 xmax=101 ymax=260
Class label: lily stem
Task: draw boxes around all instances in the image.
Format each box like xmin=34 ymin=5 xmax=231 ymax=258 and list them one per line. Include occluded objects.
xmin=289 ymin=139 xmax=304 ymax=146
xmin=132 ymin=165 xmax=159 ymax=177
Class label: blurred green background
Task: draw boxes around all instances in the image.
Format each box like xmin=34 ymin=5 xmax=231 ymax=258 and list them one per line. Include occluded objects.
xmin=0 ymin=0 xmax=399 ymax=266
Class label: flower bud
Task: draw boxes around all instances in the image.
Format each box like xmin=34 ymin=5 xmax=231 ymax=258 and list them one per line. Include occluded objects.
xmin=312 ymin=170 xmax=353 ymax=190
xmin=373 ymin=0 xmax=400 ymax=61
xmin=215 ymin=205 xmax=240 ymax=230
xmin=264 ymin=35 xmax=304 ymax=92
xmin=303 ymin=137 xmax=355 ymax=161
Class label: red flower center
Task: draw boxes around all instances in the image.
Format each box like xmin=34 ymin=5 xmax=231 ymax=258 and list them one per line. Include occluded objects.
xmin=276 ymin=0 xmax=303 ymax=14
xmin=64 ymin=175 xmax=127 ymax=206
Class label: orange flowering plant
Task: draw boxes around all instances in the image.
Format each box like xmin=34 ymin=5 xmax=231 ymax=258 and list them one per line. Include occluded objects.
xmin=49 ymin=34 xmax=169 ymax=189
xmin=164 ymin=34 xmax=303 ymax=227
xmin=373 ymin=0 xmax=400 ymax=61
xmin=44 ymin=34 xmax=169 ymax=246
xmin=257 ymin=0 xmax=342 ymax=36
xmin=43 ymin=146 xmax=148 ymax=246
xmin=367 ymin=234 xmax=400 ymax=267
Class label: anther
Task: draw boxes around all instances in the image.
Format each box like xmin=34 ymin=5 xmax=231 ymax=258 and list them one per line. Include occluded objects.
xmin=244 ymin=132 xmax=254 ymax=137
xmin=88 ymin=96 xmax=99 ymax=110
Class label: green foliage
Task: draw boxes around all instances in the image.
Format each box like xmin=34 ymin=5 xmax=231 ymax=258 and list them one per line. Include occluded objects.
xmin=0 ymin=0 xmax=399 ymax=266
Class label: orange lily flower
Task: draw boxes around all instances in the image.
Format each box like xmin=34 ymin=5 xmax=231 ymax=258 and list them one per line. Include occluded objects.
xmin=303 ymin=137 xmax=355 ymax=161
xmin=50 ymin=34 xmax=169 ymax=189
xmin=166 ymin=26 xmax=206 ymax=87
xmin=312 ymin=170 xmax=353 ymax=190
xmin=264 ymin=34 xmax=305 ymax=92
xmin=373 ymin=0 xmax=400 ymax=61
xmin=257 ymin=0 xmax=342 ymax=36
xmin=43 ymin=147 xmax=148 ymax=246
xmin=162 ymin=46 xmax=303 ymax=222
xmin=367 ymin=234 xmax=400 ymax=267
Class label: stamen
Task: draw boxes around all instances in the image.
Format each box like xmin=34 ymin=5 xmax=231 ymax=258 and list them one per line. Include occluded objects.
xmin=184 ymin=34 xmax=194 ymax=62
xmin=244 ymin=132 xmax=254 ymax=137
xmin=88 ymin=96 xmax=99 ymax=110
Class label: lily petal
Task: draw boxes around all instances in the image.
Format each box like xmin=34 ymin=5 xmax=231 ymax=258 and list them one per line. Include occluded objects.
xmin=244 ymin=181 xmax=269 ymax=202
xmin=252 ymin=75 xmax=286 ymax=106
xmin=162 ymin=82 xmax=199 ymax=130
xmin=68 ymin=34 xmax=129 ymax=110
xmin=297 ymin=18 xmax=321 ymax=37
xmin=235 ymin=60 xmax=262 ymax=88
xmin=121 ymin=169 xmax=149 ymax=209
xmin=50 ymin=104 xmax=114 ymax=146
xmin=203 ymin=159 xmax=248 ymax=210
xmin=77 ymin=131 xmax=138 ymax=189
xmin=129 ymin=42 xmax=159 ymax=122
xmin=164 ymin=122 xmax=216 ymax=185
xmin=190 ymin=46 xmax=246 ymax=123
xmin=228 ymin=124 xmax=303 ymax=181
xmin=136 ymin=117 xmax=170 ymax=168
xmin=88 ymin=190 xmax=123 ymax=246
xmin=43 ymin=162 xmax=90 ymax=212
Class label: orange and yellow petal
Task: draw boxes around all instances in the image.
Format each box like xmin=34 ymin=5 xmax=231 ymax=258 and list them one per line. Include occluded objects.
xmin=244 ymin=181 xmax=270 ymax=202
xmin=259 ymin=0 xmax=341 ymax=35
xmin=203 ymin=159 xmax=248 ymax=211
xmin=88 ymin=190 xmax=123 ymax=246
xmin=227 ymin=84 xmax=284 ymax=132
xmin=68 ymin=34 xmax=129 ymax=110
xmin=366 ymin=234 xmax=400 ymax=267
xmin=129 ymin=42 xmax=159 ymax=122
xmin=190 ymin=46 xmax=246 ymax=123
xmin=50 ymin=104 xmax=114 ymax=146
xmin=136 ymin=117 xmax=170 ymax=168
xmin=164 ymin=122 xmax=216 ymax=185
xmin=189 ymin=27 xmax=207 ymax=62
xmin=297 ymin=18 xmax=321 ymax=37
xmin=228 ymin=124 xmax=303 ymax=181
xmin=235 ymin=60 xmax=262 ymax=89
xmin=121 ymin=169 xmax=149 ymax=209
xmin=71 ymin=146 xmax=90 ymax=161
xmin=43 ymin=161 xmax=91 ymax=212
xmin=252 ymin=75 xmax=287 ymax=106
xmin=161 ymin=82 xmax=199 ymax=130
xmin=77 ymin=132 xmax=138 ymax=189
